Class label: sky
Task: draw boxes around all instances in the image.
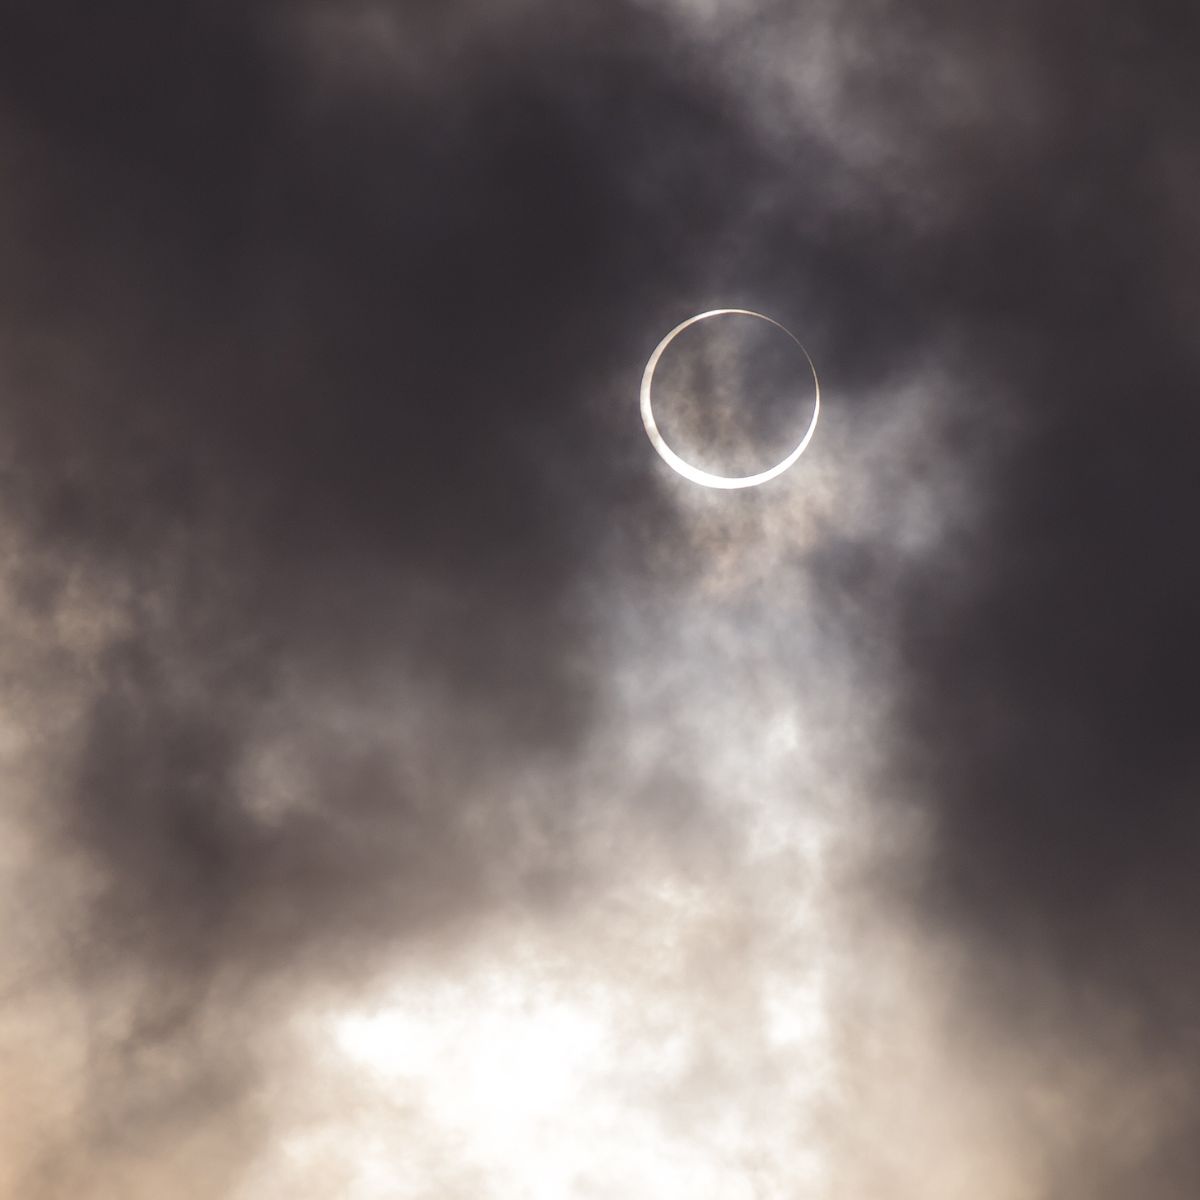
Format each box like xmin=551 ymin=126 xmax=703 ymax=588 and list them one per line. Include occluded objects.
xmin=1 ymin=2 xmax=1199 ymax=1197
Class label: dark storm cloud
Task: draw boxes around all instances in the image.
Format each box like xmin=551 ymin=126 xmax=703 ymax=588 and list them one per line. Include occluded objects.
xmin=882 ymin=6 xmax=1200 ymax=990
xmin=0 ymin=1 xmax=791 ymax=1190
xmin=0 ymin=0 xmax=756 ymax=933
xmin=820 ymin=4 xmax=1200 ymax=1191
xmin=5 ymin=0 xmax=1200 ymax=1194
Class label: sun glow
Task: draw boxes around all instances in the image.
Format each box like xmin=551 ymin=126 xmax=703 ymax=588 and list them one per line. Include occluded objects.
xmin=321 ymin=902 xmax=835 ymax=1199
xmin=335 ymin=980 xmax=609 ymax=1138
xmin=640 ymin=309 xmax=820 ymax=490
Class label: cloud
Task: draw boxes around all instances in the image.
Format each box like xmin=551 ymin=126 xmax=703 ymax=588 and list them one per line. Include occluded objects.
xmin=2 ymin=1 xmax=1199 ymax=1196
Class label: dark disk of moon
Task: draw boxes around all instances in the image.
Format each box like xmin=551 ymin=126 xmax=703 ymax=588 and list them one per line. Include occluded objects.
xmin=640 ymin=309 xmax=820 ymax=489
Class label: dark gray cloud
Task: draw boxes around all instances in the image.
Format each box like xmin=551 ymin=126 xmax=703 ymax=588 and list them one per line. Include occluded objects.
xmin=883 ymin=3 xmax=1200 ymax=1009
xmin=0 ymin=0 xmax=748 ymax=911
xmin=847 ymin=6 xmax=1200 ymax=1193
xmin=0 ymin=3 xmax=787 ymax=1190
xmin=3 ymin=0 xmax=1200 ymax=1196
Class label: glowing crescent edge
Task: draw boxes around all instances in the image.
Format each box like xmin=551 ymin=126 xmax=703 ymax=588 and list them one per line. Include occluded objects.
xmin=640 ymin=308 xmax=820 ymax=490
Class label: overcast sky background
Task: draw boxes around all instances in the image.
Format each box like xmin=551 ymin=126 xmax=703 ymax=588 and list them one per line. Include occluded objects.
xmin=2 ymin=2 xmax=1199 ymax=1197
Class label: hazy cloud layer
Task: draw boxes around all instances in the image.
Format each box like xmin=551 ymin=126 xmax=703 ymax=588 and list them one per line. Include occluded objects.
xmin=2 ymin=1 xmax=1199 ymax=1197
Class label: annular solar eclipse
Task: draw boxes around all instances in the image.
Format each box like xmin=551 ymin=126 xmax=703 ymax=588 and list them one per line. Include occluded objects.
xmin=640 ymin=308 xmax=820 ymax=490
